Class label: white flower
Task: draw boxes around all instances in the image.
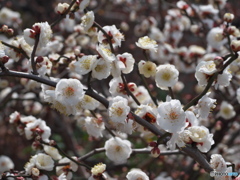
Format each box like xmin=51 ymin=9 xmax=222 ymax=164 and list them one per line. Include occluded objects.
xmin=210 ymin=154 xmax=227 ymax=172
xmin=43 ymin=145 xmax=62 ymax=160
xmin=55 ymin=78 xmax=84 ymax=106
xmin=96 ymin=44 xmax=116 ymax=62
xmin=24 ymin=22 xmax=52 ymax=48
xmin=134 ymin=86 xmax=152 ymax=104
xmin=109 ymin=77 xmax=137 ymax=97
xmin=197 ymin=92 xmax=216 ymax=119
xmin=72 ymin=55 xmax=97 ymax=75
xmin=135 ymin=104 xmax=157 ymax=125
xmin=218 ymin=101 xmax=236 ymax=120
xmin=91 ymin=163 xmax=106 ymax=176
xmin=104 ymin=137 xmax=132 ymax=163
xmin=136 ymin=36 xmax=158 ymax=52
xmin=215 ymin=67 xmax=232 ymax=88
xmin=138 ymin=60 xmax=157 ymax=78
xmin=167 ymin=131 xmax=190 ymax=151
xmin=24 ymin=119 xmax=51 ymax=142
xmin=98 ymin=25 xmax=124 ymax=47
xmin=126 ymin=169 xmax=149 ymax=180
xmin=55 ymin=3 xmax=69 ymax=14
xmin=108 ymin=96 xmax=130 ymax=124
xmin=91 ymin=58 xmax=111 ymax=80
xmin=207 ymin=27 xmax=226 ymax=50
xmin=79 ymin=0 xmax=90 ymax=11
xmin=56 ymin=157 xmax=78 ymax=179
xmin=84 ymin=117 xmax=105 ymax=138
xmin=185 ymin=111 xmax=199 ymax=127
xmin=35 ymin=56 xmax=52 ymax=76
xmin=80 ymin=11 xmax=95 ymax=32
xmin=0 ymin=155 xmax=14 ymax=174
xmin=35 ymin=153 xmax=54 ymax=171
xmin=76 ymin=95 xmax=100 ymax=110
xmin=188 ymin=126 xmax=214 ymax=152
xmin=157 ymin=99 xmax=186 ymax=133
xmin=116 ymin=53 xmax=135 ymax=74
xmin=9 ymin=111 xmax=21 ymax=124
xmin=155 ymin=64 xmax=179 ymax=90
xmin=195 ymin=61 xmax=216 ymax=86
xmin=0 ymin=7 xmax=21 ymax=26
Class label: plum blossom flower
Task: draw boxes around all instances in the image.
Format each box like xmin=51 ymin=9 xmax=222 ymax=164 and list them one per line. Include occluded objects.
xmin=116 ymin=52 xmax=135 ymax=74
xmin=56 ymin=157 xmax=78 ymax=179
xmin=108 ymin=96 xmax=130 ymax=124
xmin=136 ymin=36 xmax=158 ymax=52
xmin=155 ymin=64 xmax=179 ymax=90
xmin=0 ymin=155 xmax=14 ymax=174
xmin=98 ymin=25 xmax=124 ymax=47
xmin=24 ymin=22 xmax=52 ymax=48
xmin=71 ymin=55 xmax=97 ymax=75
xmin=84 ymin=117 xmax=105 ymax=138
xmin=96 ymin=44 xmax=116 ymax=62
xmin=43 ymin=145 xmax=62 ymax=160
xmin=55 ymin=3 xmax=69 ymax=14
xmin=126 ymin=169 xmax=149 ymax=180
xmin=218 ymin=101 xmax=236 ymax=120
xmin=91 ymin=58 xmax=111 ymax=80
xmin=138 ymin=60 xmax=157 ymax=78
xmin=80 ymin=11 xmax=95 ymax=32
xmin=91 ymin=163 xmax=106 ymax=176
xmin=157 ymin=99 xmax=186 ymax=133
xmin=76 ymin=95 xmax=100 ymax=110
xmin=188 ymin=125 xmax=214 ymax=152
xmin=55 ymin=78 xmax=84 ymax=106
xmin=207 ymin=27 xmax=226 ymax=50
xmin=197 ymin=92 xmax=216 ymax=119
xmin=104 ymin=137 xmax=132 ymax=163
xmin=210 ymin=154 xmax=227 ymax=172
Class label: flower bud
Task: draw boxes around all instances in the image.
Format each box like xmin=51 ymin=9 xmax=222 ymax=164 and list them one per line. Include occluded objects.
xmin=0 ymin=56 xmax=9 ymax=64
xmin=223 ymin=13 xmax=234 ymax=23
xmin=7 ymin=28 xmax=14 ymax=36
xmin=231 ymin=40 xmax=240 ymax=52
xmin=55 ymin=3 xmax=69 ymax=14
xmin=36 ymin=56 xmax=44 ymax=63
xmin=31 ymin=168 xmax=40 ymax=176
xmin=1 ymin=25 xmax=8 ymax=32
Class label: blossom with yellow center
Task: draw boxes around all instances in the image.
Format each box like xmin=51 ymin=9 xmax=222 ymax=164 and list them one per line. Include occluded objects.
xmin=136 ymin=36 xmax=158 ymax=52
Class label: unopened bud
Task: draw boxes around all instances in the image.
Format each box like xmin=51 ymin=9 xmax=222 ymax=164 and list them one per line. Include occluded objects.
xmin=223 ymin=13 xmax=234 ymax=23
xmin=0 ymin=56 xmax=9 ymax=64
xmin=190 ymin=25 xmax=200 ymax=34
xmin=31 ymin=168 xmax=40 ymax=176
xmin=55 ymin=3 xmax=69 ymax=14
xmin=215 ymin=121 xmax=222 ymax=131
xmin=7 ymin=28 xmax=14 ymax=36
xmin=36 ymin=56 xmax=44 ymax=63
xmin=231 ymin=40 xmax=240 ymax=52
xmin=1 ymin=25 xmax=8 ymax=32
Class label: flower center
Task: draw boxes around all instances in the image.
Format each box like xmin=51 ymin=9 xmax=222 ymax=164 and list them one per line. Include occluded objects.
xmin=162 ymin=71 xmax=171 ymax=81
xmin=64 ymin=86 xmax=75 ymax=97
xmin=169 ymin=110 xmax=178 ymax=120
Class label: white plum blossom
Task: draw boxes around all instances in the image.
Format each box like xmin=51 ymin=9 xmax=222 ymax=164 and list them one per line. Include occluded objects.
xmin=218 ymin=101 xmax=236 ymax=120
xmin=24 ymin=119 xmax=51 ymax=142
xmin=55 ymin=78 xmax=84 ymax=106
xmin=108 ymin=96 xmax=130 ymax=124
xmin=104 ymin=137 xmax=132 ymax=163
xmin=210 ymin=154 xmax=227 ymax=172
xmin=56 ymin=157 xmax=78 ymax=179
xmin=91 ymin=163 xmax=106 ymax=176
xmin=55 ymin=3 xmax=69 ymax=14
xmin=109 ymin=77 xmax=137 ymax=97
xmin=207 ymin=27 xmax=226 ymax=50
xmin=43 ymin=145 xmax=62 ymax=160
xmin=96 ymin=44 xmax=116 ymax=62
xmin=76 ymin=95 xmax=100 ymax=110
xmin=185 ymin=111 xmax=199 ymax=127
xmin=98 ymin=25 xmax=124 ymax=47
xmin=80 ymin=11 xmax=95 ymax=32
xmin=116 ymin=52 xmax=135 ymax=74
xmin=126 ymin=169 xmax=149 ymax=180
xmin=155 ymin=64 xmax=179 ymax=90
xmin=136 ymin=36 xmax=158 ymax=52
xmin=24 ymin=22 xmax=52 ymax=48
xmin=9 ymin=111 xmax=21 ymax=124
xmin=79 ymin=0 xmax=90 ymax=11
xmin=71 ymin=55 xmax=97 ymax=75
xmin=188 ymin=125 xmax=214 ymax=152
xmin=91 ymin=58 xmax=111 ymax=80
xmin=0 ymin=7 xmax=21 ymax=26
xmin=157 ymin=99 xmax=186 ymax=133
xmin=215 ymin=67 xmax=232 ymax=88
xmin=197 ymin=92 xmax=216 ymax=119
xmin=0 ymin=155 xmax=14 ymax=174
xmin=84 ymin=117 xmax=105 ymax=138
xmin=138 ymin=60 xmax=157 ymax=78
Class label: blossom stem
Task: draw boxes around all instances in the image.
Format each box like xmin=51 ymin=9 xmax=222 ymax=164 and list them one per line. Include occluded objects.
xmin=168 ymin=87 xmax=175 ymax=99
xmin=31 ymin=33 xmax=40 ymax=75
